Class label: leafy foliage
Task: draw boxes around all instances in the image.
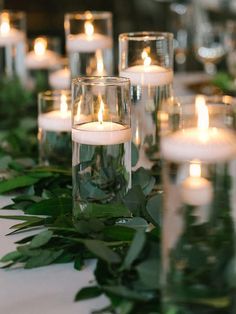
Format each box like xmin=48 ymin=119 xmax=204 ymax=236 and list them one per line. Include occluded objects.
xmin=0 ymin=156 xmax=162 ymax=313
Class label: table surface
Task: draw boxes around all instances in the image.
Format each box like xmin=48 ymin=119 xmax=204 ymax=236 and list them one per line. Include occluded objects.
xmin=0 ymin=196 xmax=108 ymax=314
xmin=0 ymin=72 xmax=205 ymax=314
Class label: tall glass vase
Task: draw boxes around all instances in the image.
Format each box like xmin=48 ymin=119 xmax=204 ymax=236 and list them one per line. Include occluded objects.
xmin=71 ymin=76 xmax=131 ymax=220
xmin=160 ymin=95 xmax=236 ymax=314
xmin=119 ymin=31 xmax=173 ymax=173
xmin=38 ymin=90 xmax=71 ymax=166
xmin=0 ymin=10 xmax=26 ymax=83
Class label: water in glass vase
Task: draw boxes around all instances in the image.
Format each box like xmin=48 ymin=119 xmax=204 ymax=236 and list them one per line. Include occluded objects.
xmin=68 ymin=48 xmax=113 ymax=78
xmin=39 ymin=129 xmax=71 ymax=166
xmin=162 ymin=159 xmax=236 ymax=314
xmin=131 ymin=83 xmax=172 ymax=170
xmin=72 ymin=141 xmax=131 ymax=220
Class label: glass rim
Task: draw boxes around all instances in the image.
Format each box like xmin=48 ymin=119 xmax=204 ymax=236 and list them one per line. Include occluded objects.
xmin=0 ymin=10 xmax=26 ymax=19
xmin=65 ymin=11 xmax=112 ymax=20
xmin=119 ymin=31 xmax=173 ymax=41
xmin=38 ymin=90 xmax=71 ymax=101
xmin=72 ymin=76 xmax=130 ymax=87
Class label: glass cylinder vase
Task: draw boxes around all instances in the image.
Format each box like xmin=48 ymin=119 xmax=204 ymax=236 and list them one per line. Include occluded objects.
xmin=72 ymin=76 xmax=131 ymax=220
xmin=160 ymin=95 xmax=236 ymax=314
xmin=0 ymin=10 xmax=26 ymax=82
xmin=65 ymin=11 xmax=113 ymax=79
xmin=38 ymin=90 xmax=71 ymax=166
xmin=119 ymin=31 xmax=173 ymax=171
xmin=26 ymin=36 xmax=62 ymax=90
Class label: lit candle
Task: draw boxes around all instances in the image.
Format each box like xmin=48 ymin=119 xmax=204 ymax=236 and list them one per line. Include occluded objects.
xmin=0 ymin=12 xmax=25 ymax=46
xmin=66 ymin=16 xmax=112 ymax=53
xmin=26 ymin=37 xmax=61 ymax=70
xmin=161 ymin=95 xmax=236 ymax=163
xmin=38 ymin=93 xmax=71 ymax=132
xmin=120 ymin=48 xmax=173 ymax=86
xmin=72 ymin=96 xmax=131 ymax=145
xmin=181 ymin=160 xmax=213 ymax=206
xmin=49 ymin=67 xmax=71 ymax=90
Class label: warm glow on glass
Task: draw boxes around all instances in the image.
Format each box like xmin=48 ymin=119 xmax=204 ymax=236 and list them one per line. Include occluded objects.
xmin=0 ymin=13 xmax=10 ymax=35
xmin=135 ymin=125 xmax=141 ymax=146
xmin=84 ymin=20 xmax=94 ymax=37
xmin=142 ymin=48 xmax=151 ymax=67
xmin=195 ymin=95 xmax=209 ymax=142
xmin=189 ymin=160 xmax=201 ymax=178
xmin=34 ymin=37 xmax=47 ymax=56
xmin=98 ymin=96 xmax=105 ymax=124
xmin=60 ymin=94 xmax=68 ymax=116
xmin=96 ymin=50 xmax=104 ymax=75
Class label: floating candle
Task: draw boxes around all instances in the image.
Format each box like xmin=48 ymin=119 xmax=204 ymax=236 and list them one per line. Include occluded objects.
xmin=0 ymin=12 xmax=24 ymax=46
xmin=26 ymin=37 xmax=61 ymax=70
xmin=38 ymin=93 xmax=71 ymax=132
xmin=66 ymin=19 xmax=112 ymax=52
xmin=120 ymin=48 xmax=173 ymax=86
xmin=161 ymin=95 xmax=236 ymax=163
xmin=49 ymin=68 xmax=71 ymax=90
xmin=72 ymin=96 xmax=131 ymax=145
xmin=181 ymin=160 xmax=213 ymax=206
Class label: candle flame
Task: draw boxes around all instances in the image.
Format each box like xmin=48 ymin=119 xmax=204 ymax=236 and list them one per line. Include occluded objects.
xmin=190 ymin=160 xmax=201 ymax=178
xmin=96 ymin=50 xmax=104 ymax=75
xmin=196 ymin=95 xmax=209 ymax=141
xmin=84 ymin=20 xmax=94 ymax=37
xmin=34 ymin=37 xmax=47 ymax=56
xmin=0 ymin=13 xmax=10 ymax=35
xmin=60 ymin=93 xmax=68 ymax=117
xmin=98 ymin=96 xmax=104 ymax=124
xmin=142 ymin=48 xmax=151 ymax=67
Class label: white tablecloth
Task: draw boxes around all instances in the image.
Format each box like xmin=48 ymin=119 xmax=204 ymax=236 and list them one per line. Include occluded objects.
xmin=0 ymin=196 xmax=108 ymax=314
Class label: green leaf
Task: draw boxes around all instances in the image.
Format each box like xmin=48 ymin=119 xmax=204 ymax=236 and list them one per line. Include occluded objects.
xmin=103 ymin=285 xmax=155 ymax=301
xmin=146 ymin=194 xmax=162 ymax=226
xmin=25 ymin=197 xmax=72 ymax=216
xmin=123 ymin=229 xmax=146 ymax=269
xmin=30 ymin=230 xmax=53 ymax=249
xmin=75 ymin=286 xmax=102 ymax=301
xmin=132 ymin=167 xmax=155 ymax=195
xmin=103 ymin=226 xmax=135 ymax=241
xmin=1 ymin=250 xmax=22 ymax=262
xmin=136 ymin=259 xmax=160 ymax=289
xmin=84 ymin=203 xmax=131 ymax=219
xmin=84 ymin=240 xmax=121 ymax=264
xmin=123 ymin=185 xmax=146 ymax=216
xmin=119 ymin=217 xmax=148 ymax=230
xmin=0 ymin=155 xmax=12 ymax=170
xmin=0 ymin=215 xmax=42 ymax=221
xmin=25 ymin=249 xmax=64 ymax=268
xmin=74 ymin=255 xmax=84 ymax=270
xmin=0 ymin=175 xmax=40 ymax=194
xmin=8 ymin=219 xmax=44 ymax=234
